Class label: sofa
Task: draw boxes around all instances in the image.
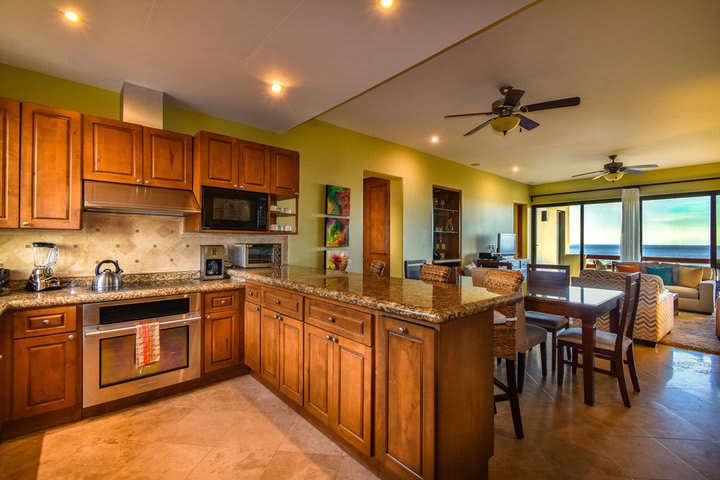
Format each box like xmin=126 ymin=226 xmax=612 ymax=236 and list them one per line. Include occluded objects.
xmin=615 ymin=262 xmax=716 ymax=314
xmin=572 ymin=269 xmax=675 ymax=344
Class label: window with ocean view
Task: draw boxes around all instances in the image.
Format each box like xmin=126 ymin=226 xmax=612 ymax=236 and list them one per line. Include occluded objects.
xmin=582 ymin=202 xmax=621 ymax=259
xmin=641 ymin=196 xmax=711 ymax=261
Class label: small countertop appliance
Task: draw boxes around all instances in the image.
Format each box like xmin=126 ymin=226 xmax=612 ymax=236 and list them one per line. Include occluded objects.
xmin=201 ymin=245 xmax=225 ymax=280
xmin=92 ymin=259 xmax=124 ymax=292
xmin=26 ymin=242 xmax=61 ymax=291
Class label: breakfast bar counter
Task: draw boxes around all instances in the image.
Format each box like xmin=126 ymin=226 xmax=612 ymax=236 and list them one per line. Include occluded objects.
xmin=228 ymin=265 xmax=520 ymax=480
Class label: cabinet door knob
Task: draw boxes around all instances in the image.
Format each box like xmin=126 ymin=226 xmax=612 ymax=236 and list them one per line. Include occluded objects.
xmin=327 ymin=316 xmax=335 ymax=323
xmin=255 ymin=306 xmax=260 ymax=312
xmin=398 ymin=327 xmax=408 ymax=334
xmin=67 ymin=334 xmax=75 ymax=341
xmin=136 ymin=179 xmax=142 ymax=183
xmin=239 ymin=185 xmax=245 ymax=189
xmin=220 ymin=300 xmax=226 ymax=304
xmin=294 ymin=192 xmax=299 ymax=196
xmin=275 ymin=299 xmax=281 ymax=305
xmin=249 ymin=292 xmax=254 ymax=296
xmin=206 ymin=315 xmax=212 ymax=320
xmin=332 ymin=337 xmax=338 ymax=343
xmin=22 ymin=221 xmax=30 ymax=226
xmin=144 ymin=180 xmax=149 ymax=184
xmin=325 ymin=335 xmax=332 ymax=341
xmin=275 ymin=315 xmax=282 ymax=321
xmin=42 ymin=319 xmax=50 ymax=325
xmin=233 ymin=184 xmax=239 ymax=189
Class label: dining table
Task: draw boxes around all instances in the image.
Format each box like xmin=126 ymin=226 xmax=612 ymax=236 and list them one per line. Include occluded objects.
xmin=524 ymin=283 xmax=624 ymax=406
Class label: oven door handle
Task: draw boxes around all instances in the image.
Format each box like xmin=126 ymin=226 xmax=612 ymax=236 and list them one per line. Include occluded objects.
xmin=83 ymin=316 xmax=201 ymax=337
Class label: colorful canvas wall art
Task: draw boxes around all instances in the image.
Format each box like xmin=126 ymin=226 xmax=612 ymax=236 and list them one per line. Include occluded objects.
xmin=326 ymin=185 xmax=351 ymax=216
xmin=325 ymin=250 xmax=350 ymax=271
xmin=325 ymin=217 xmax=349 ymax=247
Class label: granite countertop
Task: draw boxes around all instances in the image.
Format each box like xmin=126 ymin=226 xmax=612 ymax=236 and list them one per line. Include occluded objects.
xmin=0 ymin=272 xmax=245 ymax=316
xmin=228 ymin=265 xmax=522 ymax=323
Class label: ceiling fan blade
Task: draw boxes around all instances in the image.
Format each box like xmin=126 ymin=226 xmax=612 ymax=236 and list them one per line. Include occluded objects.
xmin=592 ymin=173 xmax=608 ymax=180
xmin=444 ymin=112 xmax=494 ymax=118
xmin=522 ymin=97 xmax=581 ymax=112
xmin=504 ymin=89 xmax=525 ymax=107
xmin=622 ymin=169 xmax=646 ymax=175
xmin=622 ymin=164 xmax=659 ymax=169
xmin=571 ymin=170 xmax=606 ymax=178
xmin=464 ymin=118 xmax=494 ymax=136
xmin=517 ymin=114 xmax=539 ymax=131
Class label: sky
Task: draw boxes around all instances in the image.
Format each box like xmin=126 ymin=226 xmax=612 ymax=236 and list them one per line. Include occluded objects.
xmin=568 ymin=197 xmax=711 ymax=246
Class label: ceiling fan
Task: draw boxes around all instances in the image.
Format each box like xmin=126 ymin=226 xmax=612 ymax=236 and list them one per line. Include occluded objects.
xmin=444 ymin=86 xmax=580 ymax=136
xmin=572 ymin=155 xmax=659 ymax=182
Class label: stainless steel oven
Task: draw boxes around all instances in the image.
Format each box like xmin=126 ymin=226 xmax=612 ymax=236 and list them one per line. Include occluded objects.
xmin=82 ymin=294 xmax=201 ymax=407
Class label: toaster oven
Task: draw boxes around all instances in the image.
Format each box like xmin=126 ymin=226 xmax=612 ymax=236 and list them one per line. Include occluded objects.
xmin=232 ymin=243 xmax=282 ymax=268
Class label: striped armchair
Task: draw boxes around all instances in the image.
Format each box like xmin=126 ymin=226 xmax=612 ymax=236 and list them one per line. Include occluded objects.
xmin=572 ymin=270 xmax=674 ymax=344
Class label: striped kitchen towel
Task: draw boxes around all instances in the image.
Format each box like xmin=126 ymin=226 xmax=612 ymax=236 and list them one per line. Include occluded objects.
xmin=136 ymin=320 xmax=160 ymax=367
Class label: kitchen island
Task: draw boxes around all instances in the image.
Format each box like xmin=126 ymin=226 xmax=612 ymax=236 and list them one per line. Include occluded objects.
xmin=228 ymin=265 xmax=521 ymax=480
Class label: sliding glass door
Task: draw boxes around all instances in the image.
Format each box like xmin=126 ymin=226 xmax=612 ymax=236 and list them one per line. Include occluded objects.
xmin=534 ymin=205 xmax=582 ymax=275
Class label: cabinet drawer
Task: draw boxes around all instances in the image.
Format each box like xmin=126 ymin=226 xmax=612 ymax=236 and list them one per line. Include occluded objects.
xmin=306 ymin=298 xmax=373 ymax=346
xmin=262 ymin=287 xmax=303 ymax=319
xmin=246 ymin=283 xmax=261 ymax=305
xmin=14 ymin=306 xmax=77 ymax=339
xmin=204 ymin=290 xmax=240 ymax=313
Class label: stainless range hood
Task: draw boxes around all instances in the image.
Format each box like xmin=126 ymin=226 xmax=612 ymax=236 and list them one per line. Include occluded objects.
xmin=83 ymin=181 xmax=201 ymax=217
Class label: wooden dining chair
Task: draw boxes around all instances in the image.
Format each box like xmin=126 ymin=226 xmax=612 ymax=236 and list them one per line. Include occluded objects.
xmin=556 ymin=272 xmax=641 ymax=407
xmin=368 ymin=260 xmax=387 ymax=276
xmin=525 ymin=264 xmax=571 ymax=371
xmin=419 ymin=264 xmax=452 ymax=283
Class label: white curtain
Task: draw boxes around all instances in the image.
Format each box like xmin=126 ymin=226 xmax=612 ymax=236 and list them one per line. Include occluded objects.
xmin=621 ymin=188 xmax=641 ymax=262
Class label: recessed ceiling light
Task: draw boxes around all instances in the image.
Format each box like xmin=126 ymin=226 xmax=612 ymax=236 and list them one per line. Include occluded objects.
xmin=270 ymin=83 xmax=283 ymax=95
xmin=430 ymin=135 xmax=439 ymax=144
xmin=61 ymin=9 xmax=82 ymax=23
xmin=512 ymin=166 xmax=519 ymax=172
xmin=380 ymin=0 xmax=394 ymax=9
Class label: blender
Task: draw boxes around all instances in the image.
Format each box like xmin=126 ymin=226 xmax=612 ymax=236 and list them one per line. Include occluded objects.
xmin=26 ymin=242 xmax=61 ymax=291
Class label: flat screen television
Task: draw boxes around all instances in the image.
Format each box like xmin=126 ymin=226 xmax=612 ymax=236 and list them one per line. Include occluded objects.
xmin=497 ymin=233 xmax=517 ymax=256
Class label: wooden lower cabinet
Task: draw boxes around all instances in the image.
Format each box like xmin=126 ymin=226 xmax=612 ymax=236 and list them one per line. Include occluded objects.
xmin=304 ymin=324 xmax=372 ymax=456
xmin=278 ymin=316 xmax=303 ymax=406
xmin=12 ymin=332 xmax=78 ymax=420
xmin=244 ymin=302 xmax=261 ymax=372
xmin=203 ymin=309 xmax=241 ymax=372
xmin=260 ymin=309 xmax=280 ymax=386
xmin=376 ymin=316 xmax=435 ymax=480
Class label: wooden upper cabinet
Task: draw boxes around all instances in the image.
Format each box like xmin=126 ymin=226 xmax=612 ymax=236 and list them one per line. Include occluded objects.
xmin=0 ymin=98 xmax=20 ymax=228
xmin=20 ymin=103 xmax=82 ymax=230
xmin=195 ymin=131 xmax=238 ymax=189
xmin=238 ymin=140 xmax=269 ymax=192
xmin=143 ymin=127 xmax=192 ymax=190
xmin=269 ymin=147 xmax=299 ymax=196
xmin=83 ymin=115 xmax=142 ymax=185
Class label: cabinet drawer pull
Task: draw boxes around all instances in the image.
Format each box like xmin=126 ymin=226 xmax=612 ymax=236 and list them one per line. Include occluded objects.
xmin=136 ymin=179 xmax=142 ymax=184
xmin=249 ymin=292 xmax=254 ymax=296
xmin=42 ymin=319 xmax=50 ymax=325
xmin=206 ymin=315 xmax=212 ymax=320
xmin=233 ymin=184 xmax=239 ymax=189
xmin=275 ymin=315 xmax=282 ymax=321
xmin=332 ymin=337 xmax=338 ymax=343
xmin=274 ymin=299 xmax=281 ymax=305
xmin=220 ymin=299 xmax=226 ymax=304
xmin=22 ymin=221 xmax=30 ymax=226
xmin=67 ymin=334 xmax=75 ymax=341
xmin=398 ymin=327 xmax=408 ymax=334
xmin=325 ymin=335 xmax=332 ymax=341
xmin=327 ymin=316 xmax=335 ymax=323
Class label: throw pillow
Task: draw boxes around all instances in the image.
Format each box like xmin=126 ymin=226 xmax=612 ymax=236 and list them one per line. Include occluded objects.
xmin=646 ymin=266 xmax=674 ymax=285
xmin=678 ymin=267 xmax=704 ymax=288
xmin=616 ymin=264 xmax=641 ymax=273
xmin=594 ymin=259 xmax=607 ymax=270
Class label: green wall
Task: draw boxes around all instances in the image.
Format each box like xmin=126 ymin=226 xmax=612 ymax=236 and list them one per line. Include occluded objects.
xmin=0 ymin=63 xmax=530 ymax=274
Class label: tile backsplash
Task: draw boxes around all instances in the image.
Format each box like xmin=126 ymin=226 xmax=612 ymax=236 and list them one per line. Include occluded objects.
xmin=0 ymin=212 xmax=288 ymax=280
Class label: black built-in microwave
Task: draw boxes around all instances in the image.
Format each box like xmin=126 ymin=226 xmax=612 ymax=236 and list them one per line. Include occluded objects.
xmin=201 ymin=187 xmax=268 ymax=231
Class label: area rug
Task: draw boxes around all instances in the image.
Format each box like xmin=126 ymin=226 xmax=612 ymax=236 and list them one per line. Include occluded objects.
xmin=659 ymin=311 xmax=720 ymax=355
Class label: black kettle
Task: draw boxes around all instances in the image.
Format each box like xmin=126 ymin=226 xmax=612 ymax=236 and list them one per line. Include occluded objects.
xmin=92 ymin=260 xmax=123 ymax=292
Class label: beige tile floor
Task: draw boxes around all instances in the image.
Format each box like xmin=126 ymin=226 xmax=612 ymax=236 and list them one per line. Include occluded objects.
xmin=0 ymin=343 xmax=718 ymax=479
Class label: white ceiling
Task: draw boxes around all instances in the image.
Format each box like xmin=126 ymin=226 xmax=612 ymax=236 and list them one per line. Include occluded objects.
xmin=0 ymin=0 xmax=530 ymax=132
xmin=320 ymin=0 xmax=720 ymax=184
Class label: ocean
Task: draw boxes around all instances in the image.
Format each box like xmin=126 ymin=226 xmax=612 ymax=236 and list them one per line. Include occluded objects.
xmin=569 ymin=244 xmax=711 ymax=259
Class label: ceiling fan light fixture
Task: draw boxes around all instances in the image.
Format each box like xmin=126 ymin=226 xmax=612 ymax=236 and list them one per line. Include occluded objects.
xmin=491 ymin=115 xmax=520 ymax=135
xmin=603 ymin=172 xmax=624 ymax=182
